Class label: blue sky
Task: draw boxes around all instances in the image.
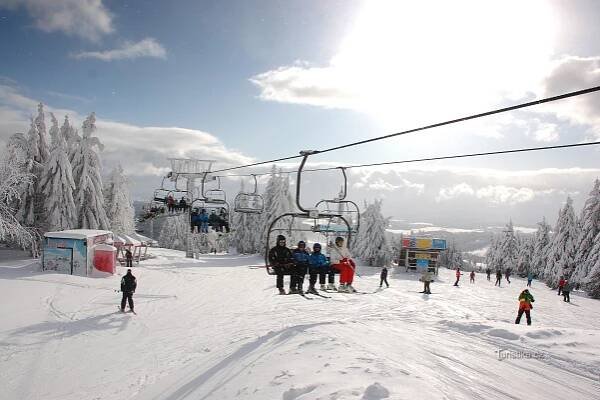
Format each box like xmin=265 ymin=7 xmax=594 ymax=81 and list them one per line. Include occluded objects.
xmin=1 ymin=0 xmax=600 ymax=226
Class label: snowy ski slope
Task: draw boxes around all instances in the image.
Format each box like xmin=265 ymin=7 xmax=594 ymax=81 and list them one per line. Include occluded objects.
xmin=1 ymin=248 xmax=599 ymax=400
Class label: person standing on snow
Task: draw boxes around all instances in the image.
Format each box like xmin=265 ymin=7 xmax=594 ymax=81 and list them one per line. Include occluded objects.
xmin=562 ymin=279 xmax=573 ymax=303
xmin=380 ymin=266 xmax=389 ymax=288
xmin=120 ymin=269 xmax=137 ymax=312
xmin=329 ymin=236 xmax=357 ymax=293
xmin=505 ymin=268 xmax=512 ymax=284
xmin=291 ymin=241 xmax=310 ymax=294
xmin=420 ymin=269 xmax=432 ymax=294
xmin=557 ymin=276 xmax=566 ymax=296
xmin=495 ymin=269 xmax=502 ymax=287
xmin=307 ymin=242 xmax=329 ymax=294
xmin=515 ymin=289 xmax=534 ymax=325
xmin=470 ymin=270 xmax=475 ymax=283
xmin=486 ymin=267 xmax=491 ymax=281
xmin=453 ymin=267 xmax=461 ymax=286
xmin=527 ymin=272 xmax=534 ymax=287
xmin=125 ymin=248 xmax=133 ymax=268
xmin=268 ymin=235 xmax=294 ymax=295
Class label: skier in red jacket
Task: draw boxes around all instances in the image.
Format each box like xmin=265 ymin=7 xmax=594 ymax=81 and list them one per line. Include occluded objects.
xmin=453 ymin=267 xmax=461 ymax=286
xmin=557 ymin=277 xmax=566 ymax=296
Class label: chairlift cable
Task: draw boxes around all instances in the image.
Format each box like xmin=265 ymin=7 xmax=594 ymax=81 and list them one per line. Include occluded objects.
xmin=209 ymin=84 xmax=600 ymax=174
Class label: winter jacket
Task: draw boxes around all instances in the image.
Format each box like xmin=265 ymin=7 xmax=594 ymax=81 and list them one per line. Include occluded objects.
xmin=329 ymin=244 xmax=352 ymax=265
xmin=381 ymin=267 xmax=388 ymax=279
xmin=268 ymin=245 xmax=294 ymax=267
xmin=470 ymin=271 xmax=475 ymax=278
xmin=496 ymin=270 xmax=502 ymax=279
xmin=308 ymin=252 xmax=329 ymax=270
xmin=199 ymin=213 xmax=209 ymax=223
xmin=208 ymin=213 xmax=219 ymax=226
xmin=562 ymin=282 xmax=574 ymax=292
xmin=125 ymin=250 xmax=132 ymax=260
xmin=455 ymin=270 xmax=461 ymax=278
xmin=527 ymin=273 xmax=534 ymax=281
xmin=293 ymin=249 xmax=311 ymax=266
xmin=558 ymin=279 xmax=566 ymax=288
xmin=121 ymin=272 xmax=137 ymax=293
xmin=421 ymin=271 xmax=432 ymax=282
xmin=518 ymin=291 xmax=534 ymax=311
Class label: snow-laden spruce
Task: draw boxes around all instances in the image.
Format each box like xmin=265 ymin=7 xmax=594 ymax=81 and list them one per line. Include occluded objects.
xmin=531 ymin=218 xmax=551 ymax=279
xmin=571 ymin=179 xmax=600 ymax=286
xmin=40 ymin=113 xmax=77 ymax=231
xmin=544 ymin=197 xmax=579 ymax=287
xmin=231 ymin=181 xmax=261 ymax=254
xmin=15 ymin=118 xmax=44 ymax=226
xmin=71 ymin=113 xmax=110 ymax=230
xmin=439 ymin=241 xmax=463 ymax=269
xmin=498 ymin=220 xmax=518 ymax=272
xmin=33 ymin=103 xmax=50 ymax=165
xmin=351 ymin=199 xmax=392 ymax=267
xmin=516 ymin=234 xmax=534 ymax=276
xmin=104 ymin=164 xmax=135 ymax=235
xmin=158 ymin=213 xmax=188 ymax=251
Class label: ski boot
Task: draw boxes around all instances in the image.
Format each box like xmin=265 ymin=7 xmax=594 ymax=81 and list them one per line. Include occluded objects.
xmin=288 ymin=288 xmax=299 ymax=294
xmin=326 ymin=283 xmax=337 ymax=291
xmin=307 ymin=285 xmax=318 ymax=295
xmin=278 ymin=288 xmax=286 ymax=295
xmin=320 ymin=284 xmax=327 ymax=290
xmin=337 ymin=284 xmax=348 ymax=293
xmin=346 ymin=285 xmax=357 ymax=293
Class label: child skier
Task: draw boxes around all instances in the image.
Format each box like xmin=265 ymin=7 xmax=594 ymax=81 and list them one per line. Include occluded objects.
xmin=557 ymin=276 xmax=566 ymax=295
xmin=380 ymin=266 xmax=389 ymax=288
xmin=453 ymin=267 xmax=461 ymax=286
xmin=268 ymin=235 xmax=294 ymax=295
xmin=307 ymin=243 xmax=329 ymax=294
xmin=291 ymin=241 xmax=310 ymax=294
xmin=495 ymin=269 xmax=502 ymax=287
xmin=562 ymin=279 xmax=573 ymax=303
xmin=527 ymin=272 xmax=534 ymax=287
xmin=515 ymin=289 xmax=534 ymax=326
xmin=420 ymin=269 xmax=432 ymax=294
xmin=329 ymin=236 xmax=356 ymax=293
xmin=120 ymin=269 xmax=137 ymax=313
xmin=470 ymin=270 xmax=475 ymax=283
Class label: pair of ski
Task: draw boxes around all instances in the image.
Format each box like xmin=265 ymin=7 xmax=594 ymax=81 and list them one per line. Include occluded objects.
xmin=281 ymin=291 xmax=331 ymax=299
xmin=118 ymin=306 xmax=137 ymax=314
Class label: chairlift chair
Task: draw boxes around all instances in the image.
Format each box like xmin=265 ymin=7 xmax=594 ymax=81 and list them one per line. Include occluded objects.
xmin=234 ymin=174 xmax=264 ymax=214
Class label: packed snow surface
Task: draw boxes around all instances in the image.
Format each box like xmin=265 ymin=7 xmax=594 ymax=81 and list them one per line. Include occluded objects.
xmin=1 ymin=248 xmax=599 ymax=400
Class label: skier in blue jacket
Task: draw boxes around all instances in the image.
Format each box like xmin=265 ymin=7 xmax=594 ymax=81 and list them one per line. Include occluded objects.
xmin=307 ymin=243 xmax=334 ymax=293
xmin=291 ymin=241 xmax=310 ymax=294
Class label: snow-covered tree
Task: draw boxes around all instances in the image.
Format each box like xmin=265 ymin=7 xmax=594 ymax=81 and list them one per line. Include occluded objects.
xmin=40 ymin=113 xmax=77 ymax=231
xmin=60 ymin=115 xmax=80 ymax=163
xmin=231 ymin=181 xmax=261 ymax=254
xmin=0 ymin=151 xmax=40 ymax=253
xmin=585 ymin=259 xmax=600 ymax=298
xmin=16 ymin=118 xmax=42 ymax=225
xmin=351 ymin=199 xmax=391 ymax=266
xmin=158 ymin=214 xmax=188 ymax=250
xmin=33 ymin=103 xmax=50 ymax=164
xmin=71 ymin=113 xmax=110 ymax=229
xmin=571 ymin=179 xmax=600 ymax=285
xmin=516 ymin=234 xmax=534 ymax=275
xmin=531 ymin=218 xmax=551 ymax=278
xmin=544 ymin=197 xmax=579 ymax=287
xmin=439 ymin=241 xmax=463 ymax=269
xmin=104 ymin=164 xmax=135 ymax=235
xmin=485 ymin=235 xmax=501 ymax=270
xmin=498 ymin=220 xmax=519 ymax=271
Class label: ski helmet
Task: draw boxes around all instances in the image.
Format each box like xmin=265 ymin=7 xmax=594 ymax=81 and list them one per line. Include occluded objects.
xmin=277 ymin=235 xmax=286 ymax=243
xmin=313 ymin=243 xmax=322 ymax=250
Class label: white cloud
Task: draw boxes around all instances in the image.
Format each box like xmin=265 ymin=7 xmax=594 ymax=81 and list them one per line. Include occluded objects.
xmin=436 ymin=183 xmax=475 ymax=202
xmin=475 ymin=185 xmax=537 ymax=205
xmin=73 ymin=38 xmax=167 ymax=61
xmin=0 ymin=0 xmax=114 ymax=41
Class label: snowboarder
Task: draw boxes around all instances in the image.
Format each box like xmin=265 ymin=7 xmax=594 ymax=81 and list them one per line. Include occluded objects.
xmin=562 ymin=279 xmax=573 ymax=303
xmin=453 ymin=267 xmax=461 ymax=286
xmin=329 ymin=236 xmax=356 ymax=293
xmin=291 ymin=240 xmax=310 ymax=294
xmin=470 ymin=270 xmax=475 ymax=283
xmin=495 ymin=269 xmax=502 ymax=287
xmin=486 ymin=267 xmax=491 ymax=281
xmin=268 ymin=235 xmax=294 ymax=295
xmin=380 ymin=266 xmax=389 ymax=288
xmin=505 ymin=268 xmax=512 ymax=284
xmin=120 ymin=269 xmax=137 ymax=312
xmin=527 ymin=272 xmax=534 ymax=287
xmin=307 ymin=242 xmax=329 ymax=294
xmin=557 ymin=276 xmax=566 ymax=296
xmin=420 ymin=269 xmax=432 ymax=294
xmin=125 ymin=248 xmax=133 ymax=268
xmin=515 ymin=289 xmax=534 ymax=325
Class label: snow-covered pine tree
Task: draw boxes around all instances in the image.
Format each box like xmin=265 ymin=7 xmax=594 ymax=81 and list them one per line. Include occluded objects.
xmin=40 ymin=113 xmax=77 ymax=231
xmin=33 ymin=103 xmax=50 ymax=165
xmin=497 ymin=220 xmax=518 ymax=272
xmin=544 ymin=197 xmax=579 ymax=287
xmin=16 ymin=118 xmax=41 ymax=226
xmin=0 ymin=151 xmax=40 ymax=253
xmin=531 ymin=218 xmax=551 ymax=278
xmin=60 ymin=115 xmax=80 ymax=163
xmin=571 ymin=179 xmax=600 ymax=286
xmin=72 ymin=113 xmax=110 ymax=229
xmin=231 ymin=181 xmax=261 ymax=254
xmin=516 ymin=234 xmax=534 ymax=276
xmin=104 ymin=164 xmax=135 ymax=235
xmin=351 ymin=199 xmax=391 ymax=266
xmin=158 ymin=213 xmax=188 ymax=251
xmin=484 ymin=235 xmax=500 ymax=270
xmin=440 ymin=241 xmax=463 ymax=269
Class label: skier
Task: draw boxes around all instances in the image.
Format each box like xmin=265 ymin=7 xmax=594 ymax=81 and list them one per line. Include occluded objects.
xmin=329 ymin=236 xmax=356 ymax=293
xmin=219 ymin=208 xmax=230 ymax=233
xmin=527 ymin=272 xmax=534 ymax=287
xmin=495 ymin=269 xmax=502 ymax=287
xmin=453 ymin=267 xmax=461 ymax=286
xmin=562 ymin=279 xmax=573 ymax=303
xmin=179 ymin=197 xmax=187 ymax=213
xmin=420 ymin=269 xmax=432 ymax=294
xmin=291 ymin=241 xmax=310 ymax=294
xmin=268 ymin=235 xmax=294 ymax=295
xmin=167 ymin=194 xmax=175 ymax=213
xmin=505 ymin=268 xmax=512 ymax=284
xmin=470 ymin=270 xmax=475 ymax=283
xmin=486 ymin=267 xmax=491 ymax=281
xmin=557 ymin=276 xmax=566 ymax=296
xmin=120 ymin=269 xmax=137 ymax=313
xmin=208 ymin=210 xmax=219 ymax=230
xmin=199 ymin=209 xmax=209 ymax=233
xmin=380 ymin=266 xmax=389 ymax=288
xmin=125 ymin=248 xmax=133 ymax=268
xmin=307 ymin=242 xmax=329 ymax=294
xmin=515 ymin=289 xmax=534 ymax=326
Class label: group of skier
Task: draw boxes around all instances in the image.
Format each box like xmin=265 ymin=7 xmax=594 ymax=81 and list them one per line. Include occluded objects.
xmin=268 ymin=235 xmax=358 ymax=294
xmin=190 ymin=208 xmax=229 ymax=233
